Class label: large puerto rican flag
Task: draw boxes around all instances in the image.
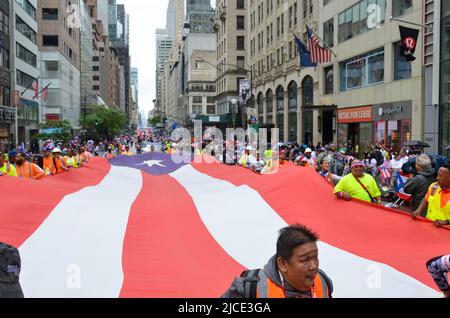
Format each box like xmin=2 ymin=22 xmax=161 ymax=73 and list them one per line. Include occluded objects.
xmin=0 ymin=153 xmax=448 ymax=298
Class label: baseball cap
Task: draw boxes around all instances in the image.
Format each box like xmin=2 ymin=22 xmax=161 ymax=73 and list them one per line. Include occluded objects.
xmin=0 ymin=243 xmax=24 ymax=298
xmin=305 ymin=148 xmax=312 ymax=153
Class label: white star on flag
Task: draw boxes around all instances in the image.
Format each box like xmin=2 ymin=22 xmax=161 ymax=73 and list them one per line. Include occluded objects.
xmin=137 ymin=160 xmax=166 ymax=168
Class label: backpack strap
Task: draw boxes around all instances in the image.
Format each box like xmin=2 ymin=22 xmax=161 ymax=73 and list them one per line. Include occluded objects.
xmin=241 ymin=269 xmax=260 ymax=298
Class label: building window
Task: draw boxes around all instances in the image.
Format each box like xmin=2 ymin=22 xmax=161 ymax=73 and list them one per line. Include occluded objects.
xmin=45 ymin=60 xmax=58 ymax=71
xmin=16 ymin=43 xmax=36 ymax=67
xmin=338 ymin=0 xmax=386 ymax=44
xmin=0 ymin=10 xmax=9 ymax=35
xmin=237 ymin=36 xmax=245 ymax=50
xmin=16 ymin=70 xmax=36 ymax=88
xmin=207 ymin=96 xmax=215 ymax=104
xmin=42 ymin=35 xmax=58 ymax=46
xmin=0 ymin=47 xmax=9 ymax=68
xmin=16 ymin=15 xmax=36 ymax=44
xmin=237 ymin=16 xmax=245 ymax=30
xmin=15 ymin=0 xmax=36 ymax=20
xmin=42 ymin=8 xmax=58 ymax=20
xmin=266 ymin=89 xmax=273 ymax=115
xmin=195 ymin=60 xmax=204 ymax=69
xmin=237 ymin=0 xmax=245 ymax=9
xmin=207 ymin=105 xmax=215 ymax=114
xmin=392 ymin=0 xmax=413 ymax=18
xmin=193 ymin=105 xmax=202 ymax=115
xmin=0 ymin=85 xmax=11 ymax=107
xmin=276 ymin=86 xmax=284 ymax=111
xmin=237 ymin=56 xmax=245 ymax=70
xmin=394 ymin=42 xmax=412 ymax=80
xmin=302 ymin=76 xmax=314 ymax=106
xmin=193 ymin=96 xmax=202 ymax=103
xmin=340 ymin=48 xmax=384 ymax=91
xmin=323 ymin=18 xmax=334 ymax=47
xmin=288 ymin=81 xmax=297 ymax=110
xmin=92 ymin=65 xmax=99 ymax=71
xmin=324 ymin=66 xmax=334 ymax=94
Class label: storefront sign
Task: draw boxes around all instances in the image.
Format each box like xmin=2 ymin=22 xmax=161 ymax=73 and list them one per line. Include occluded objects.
xmin=378 ymin=106 xmax=403 ymax=117
xmin=337 ymin=106 xmax=373 ymax=124
xmin=209 ymin=116 xmax=220 ymax=122
xmin=373 ymin=101 xmax=412 ymax=121
xmin=0 ymin=106 xmax=16 ymax=121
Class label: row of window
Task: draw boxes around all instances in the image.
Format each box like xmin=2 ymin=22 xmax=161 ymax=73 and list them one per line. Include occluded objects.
xmin=0 ymin=47 xmax=9 ymax=69
xmin=15 ymin=0 xmax=36 ymax=21
xmin=16 ymin=69 xmax=36 ymax=88
xmin=192 ymin=105 xmax=216 ymax=115
xmin=16 ymin=42 xmax=36 ymax=67
xmin=0 ymin=85 xmax=10 ymax=107
xmin=0 ymin=9 xmax=9 ymax=35
xmin=16 ymin=15 xmax=36 ymax=44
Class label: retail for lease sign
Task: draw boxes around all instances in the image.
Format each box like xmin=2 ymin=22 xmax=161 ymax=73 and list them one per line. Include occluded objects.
xmin=337 ymin=106 xmax=373 ymax=124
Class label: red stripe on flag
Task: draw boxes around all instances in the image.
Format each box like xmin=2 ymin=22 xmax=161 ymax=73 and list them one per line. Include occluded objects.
xmin=0 ymin=158 xmax=111 ymax=248
xmin=192 ymin=160 xmax=450 ymax=291
xmin=119 ymin=172 xmax=245 ymax=298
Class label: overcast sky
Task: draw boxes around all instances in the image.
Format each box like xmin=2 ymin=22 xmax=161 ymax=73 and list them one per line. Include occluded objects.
xmin=117 ymin=0 xmax=216 ymax=123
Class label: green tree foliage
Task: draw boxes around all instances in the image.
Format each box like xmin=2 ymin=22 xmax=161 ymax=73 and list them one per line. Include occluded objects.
xmin=35 ymin=120 xmax=72 ymax=144
xmin=148 ymin=115 xmax=162 ymax=127
xmin=84 ymin=105 xmax=127 ymax=140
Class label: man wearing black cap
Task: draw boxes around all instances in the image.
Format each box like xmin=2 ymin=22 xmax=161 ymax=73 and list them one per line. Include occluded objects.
xmin=0 ymin=243 xmax=24 ymax=298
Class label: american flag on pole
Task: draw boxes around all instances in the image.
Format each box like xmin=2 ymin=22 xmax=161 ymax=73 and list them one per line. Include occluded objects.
xmin=306 ymin=25 xmax=332 ymax=64
xmin=0 ymin=153 xmax=448 ymax=298
xmin=42 ymin=87 xmax=48 ymax=103
xmin=31 ymin=79 xmax=39 ymax=99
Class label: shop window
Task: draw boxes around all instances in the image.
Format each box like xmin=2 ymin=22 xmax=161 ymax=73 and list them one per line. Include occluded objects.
xmin=375 ymin=121 xmax=386 ymax=145
xmin=402 ymin=120 xmax=411 ymax=145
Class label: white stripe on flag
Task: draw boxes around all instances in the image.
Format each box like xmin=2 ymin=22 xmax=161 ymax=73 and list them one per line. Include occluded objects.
xmin=171 ymin=165 xmax=440 ymax=298
xmin=19 ymin=166 xmax=143 ymax=298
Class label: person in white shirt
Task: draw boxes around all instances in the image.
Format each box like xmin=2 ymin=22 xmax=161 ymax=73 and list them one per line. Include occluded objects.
xmin=391 ymin=153 xmax=404 ymax=172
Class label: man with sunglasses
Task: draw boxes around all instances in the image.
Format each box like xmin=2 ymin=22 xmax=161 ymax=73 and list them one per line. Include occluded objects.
xmin=334 ymin=160 xmax=382 ymax=204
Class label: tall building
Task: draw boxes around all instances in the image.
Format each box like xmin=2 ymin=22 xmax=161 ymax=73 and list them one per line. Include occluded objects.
xmin=186 ymin=0 xmax=215 ymax=34
xmin=0 ymin=0 xmax=13 ymax=145
xmin=38 ymin=0 xmax=81 ymax=133
xmin=80 ymin=0 xmax=94 ymax=116
xmin=439 ymin=1 xmax=450 ymax=154
xmin=156 ymin=29 xmax=173 ymax=111
xmin=167 ymin=0 xmax=185 ymax=43
xmin=108 ymin=0 xmax=117 ymax=41
xmin=13 ymin=0 xmax=40 ymax=144
xmin=247 ymin=0 xmax=424 ymax=154
xmin=113 ymin=4 xmax=132 ymax=123
xmin=116 ymin=4 xmax=129 ymax=47
xmin=96 ymin=0 xmax=109 ymax=36
xmin=131 ymin=67 xmax=138 ymax=107
xmin=214 ymin=0 xmax=248 ymax=127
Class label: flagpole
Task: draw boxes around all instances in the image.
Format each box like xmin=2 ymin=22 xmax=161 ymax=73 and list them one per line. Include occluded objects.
xmin=22 ymin=75 xmax=40 ymax=96
xmin=390 ymin=17 xmax=431 ymax=30
xmin=305 ymin=25 xmax=337 ymax=58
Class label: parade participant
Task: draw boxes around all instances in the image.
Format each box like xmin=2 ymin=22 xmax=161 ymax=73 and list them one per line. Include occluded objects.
xmin=318 ymin=158 xmax=340 ymax=186
xmin=52 ymin=148 xmax=69 ymax=175
xmin=427 ymin=254 xmax=450 ymax=298
xmin=0 ymin=242 xmax=24 ymax=298
xmin=222 ymin=224 xmax=333 ymax=298
xmin=0 ymin=152 xmax=17 ymax=177
xmin=403 ymin=154 xmax=436 ymax=212
xmin=15 ymin=152 xmax=45 ymax=180
xmin=104 ymin=147 xmax=116 ymax=160
xmin=412 ymin=164 xmax=450 ymax=227
xmin=122 ymin=145 xmax=133 ymax=156
xmin=334 ymin=160 xmax=382 ymax=204
xmin=65 ymin=149 xmax=79 ymax=168
xmin=302 ymin=148 xmax=316 ymax=169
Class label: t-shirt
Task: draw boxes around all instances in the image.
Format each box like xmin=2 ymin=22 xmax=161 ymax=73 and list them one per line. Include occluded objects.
xmin=334 ymin=173 xmax=381 ymax=202
xmin=0 ymin=163 xmax=18 ymax=177
xmin=425 ymin=183 xmax=450 ymax=222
